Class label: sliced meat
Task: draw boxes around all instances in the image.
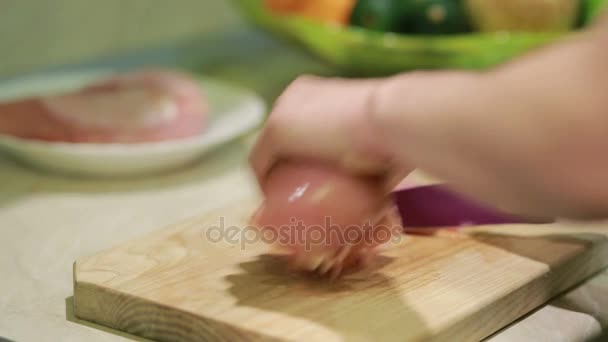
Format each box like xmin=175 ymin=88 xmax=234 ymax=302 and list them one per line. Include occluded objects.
xmin=252 ymin=160 xmax=402 ymax=278
xmin=0 ymin=69 xmax=208 ymax=143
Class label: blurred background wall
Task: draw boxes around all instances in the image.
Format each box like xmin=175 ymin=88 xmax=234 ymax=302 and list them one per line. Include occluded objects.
xmin=0 ymin=0 xmax=244 ymax=76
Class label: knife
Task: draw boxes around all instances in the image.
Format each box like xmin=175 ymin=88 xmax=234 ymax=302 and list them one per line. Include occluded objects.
xmin=393 ymin=184 xmax=554 ymax=229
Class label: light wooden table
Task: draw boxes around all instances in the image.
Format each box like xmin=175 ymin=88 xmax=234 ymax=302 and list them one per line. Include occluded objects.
xmin=1 ymin=28 xmax=608 ymax=342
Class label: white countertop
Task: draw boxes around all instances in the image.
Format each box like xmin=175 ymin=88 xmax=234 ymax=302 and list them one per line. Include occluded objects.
xmin=1 ymin=136 xmax=607 ymax=342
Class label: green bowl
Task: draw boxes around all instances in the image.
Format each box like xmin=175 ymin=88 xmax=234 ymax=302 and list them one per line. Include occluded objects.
xmin=233 ymin=0 xmax=607 ymax=75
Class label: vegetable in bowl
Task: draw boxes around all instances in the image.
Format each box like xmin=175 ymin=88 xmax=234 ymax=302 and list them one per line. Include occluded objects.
xmin=350 ymin=0 xmax=472 ymax=35
xmin=233 ymin=0 xmax=607 ymax=74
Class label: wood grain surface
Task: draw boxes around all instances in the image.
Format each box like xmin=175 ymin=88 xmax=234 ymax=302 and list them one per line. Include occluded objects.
xmin=73 ymin=201 xmax=608 ymax=342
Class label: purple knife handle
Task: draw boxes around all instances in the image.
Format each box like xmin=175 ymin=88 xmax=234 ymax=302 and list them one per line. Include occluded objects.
xmin=393 ymin=184 xmax=554 ymax=228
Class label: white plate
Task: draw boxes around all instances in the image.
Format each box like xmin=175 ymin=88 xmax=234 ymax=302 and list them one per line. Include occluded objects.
xmin=0 ymin=69 xmax=266 ymax=177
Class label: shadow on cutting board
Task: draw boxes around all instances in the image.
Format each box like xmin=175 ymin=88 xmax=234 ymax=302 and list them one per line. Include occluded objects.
xmin=470 ymin=231 xmax=608 ymax=266
xmin=226 ymin=254 xmax=431 ymax=342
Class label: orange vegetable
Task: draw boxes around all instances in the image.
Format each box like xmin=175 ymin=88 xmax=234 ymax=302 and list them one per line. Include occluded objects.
xmin=265 ymin=0 xmax=356 ymax=26
xmin=298 ymin=0 xmax=356 ymax=25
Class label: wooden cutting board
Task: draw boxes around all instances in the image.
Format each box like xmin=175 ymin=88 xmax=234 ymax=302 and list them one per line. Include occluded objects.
xmin=73 ymin=200 xmax=608 ymax=342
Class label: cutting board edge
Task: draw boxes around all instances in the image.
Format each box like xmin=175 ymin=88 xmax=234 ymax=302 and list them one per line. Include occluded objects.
xmin=435 ymin=236 xmax=608 ymax=341
xmin=72 ymin=279 xmax=284 ymax=342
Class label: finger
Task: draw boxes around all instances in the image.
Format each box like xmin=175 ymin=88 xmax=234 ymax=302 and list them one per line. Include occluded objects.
xmin=339 ymin=152 xmax=393 ymax=176
xmin=249 ymin=118 xmax=391 ymax=187
xmin=249 ymin=74 xmax=398 ymax=185
xmin=248 ymin=127 xmax=278 ymax=186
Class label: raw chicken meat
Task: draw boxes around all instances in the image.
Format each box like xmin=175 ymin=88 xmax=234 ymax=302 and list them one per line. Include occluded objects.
xmin=0 ymin=69 xmax=208 ymax=143
xmin=252 ymin=160 xmax=402 ymax=279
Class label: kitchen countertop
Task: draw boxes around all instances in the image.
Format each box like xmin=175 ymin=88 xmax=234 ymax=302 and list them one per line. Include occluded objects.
xmin=2 ymin=139 xmax=608 ymax=342
xmin=1 ymin=28 xmax=608 ymax=342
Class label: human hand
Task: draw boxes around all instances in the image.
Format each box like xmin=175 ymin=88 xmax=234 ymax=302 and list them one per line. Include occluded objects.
xmin=249 ymin=75 xmax=411 ymax=192
xmin=248 ymin=75 xmax=411 ymax=277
